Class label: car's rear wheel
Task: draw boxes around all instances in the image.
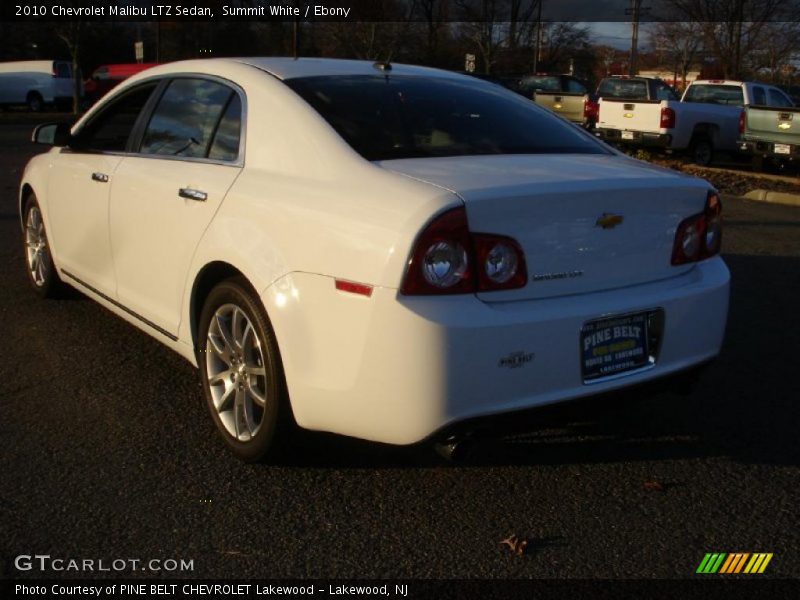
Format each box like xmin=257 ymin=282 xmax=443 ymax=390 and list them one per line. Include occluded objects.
xmin=27 ymin=92 xmax=44 ymax=112
xmin=690 ymin=136 xmax=714 ymax=166
xmin=23 ymin=195 xmax=62 ymax=297
xmin=197 ymin=278 xmax=289 ymax=462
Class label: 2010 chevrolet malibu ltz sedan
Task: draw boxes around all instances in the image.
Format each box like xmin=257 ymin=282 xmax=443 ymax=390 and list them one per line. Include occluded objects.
xmin=19 ymin=58 xmax=729 ymax=461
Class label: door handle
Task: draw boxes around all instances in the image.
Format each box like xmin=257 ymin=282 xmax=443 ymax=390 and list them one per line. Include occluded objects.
xmin=179 ymin=188 xmax=207 ymax=202
xmin=91 ymin=172 xmax=109 ymax=183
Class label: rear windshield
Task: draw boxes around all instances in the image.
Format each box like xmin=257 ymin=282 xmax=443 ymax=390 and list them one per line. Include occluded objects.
xmin=597 ymin=78 xmax=649 ymax=100
xmin=683 ymin=84 xmax=744 ymax=106
xmin=285 ymin=75 xmax=608 ymax=161
xmin=519 ymin=75 xmax=562 ymax=94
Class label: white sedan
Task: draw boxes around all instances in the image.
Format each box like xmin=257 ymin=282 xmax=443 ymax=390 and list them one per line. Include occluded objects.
xmin=19 ymin=58 xmax=730 ymax=461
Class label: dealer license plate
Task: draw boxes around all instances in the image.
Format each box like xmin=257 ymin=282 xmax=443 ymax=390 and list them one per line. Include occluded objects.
xmin=621 ymin=130 xmax=635 ymax=140
xmin=774 ymin=143 xmax=791 ymax=155
xmin=581 ymin=312 xmax=650 ymax=382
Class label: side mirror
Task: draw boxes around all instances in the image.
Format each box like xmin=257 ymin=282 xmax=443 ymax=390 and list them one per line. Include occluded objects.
xmin=32 ymin=122 xmax=71 ymax=146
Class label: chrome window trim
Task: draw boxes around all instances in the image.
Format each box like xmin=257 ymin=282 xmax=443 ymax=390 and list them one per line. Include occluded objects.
xmin=69 ymin=72 xmax=248 ymax=168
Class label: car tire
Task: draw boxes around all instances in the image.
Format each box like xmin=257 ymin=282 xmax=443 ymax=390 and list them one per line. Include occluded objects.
xmin=690 ymin=136 xmax=714 ymax=166
xmin=197 ymin=277 xmax=290 ymax=462
xmin=22 ymin=194 xmax=63 ymax=298
xmin=27 ymin=92 xmax=44 ymax=112
xmin=751 ymin=155 xmax=764 ymax=172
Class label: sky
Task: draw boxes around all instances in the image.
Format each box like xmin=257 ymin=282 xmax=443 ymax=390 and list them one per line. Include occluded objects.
xmin=586 ymin=22 xmax=650 ymax=50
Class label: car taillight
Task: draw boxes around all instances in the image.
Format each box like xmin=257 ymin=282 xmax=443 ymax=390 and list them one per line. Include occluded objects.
xmin=738 ymin=110 xmax=746 ymax=134
xmin=660 ymin=106 xmax=676 ymax=129
xmin=400 ymin=207 xmax=527 ymax=295
xmin=583 ymin=99 xmax=598 ymax=121
xmin=671 ymin=192 xmax=722 ymax=266
xmin=472 ymin=234 xmax=527 ymax=291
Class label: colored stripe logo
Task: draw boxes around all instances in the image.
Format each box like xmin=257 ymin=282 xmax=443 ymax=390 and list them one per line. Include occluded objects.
xmin=696 ymin=553 xmax=773 ymax=574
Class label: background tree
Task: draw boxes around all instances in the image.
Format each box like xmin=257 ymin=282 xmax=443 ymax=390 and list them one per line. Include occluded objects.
xmin=666 ymin=0 xmax=800 ymax=79
xmin=648 ymin=21 xmax=701 ymax=88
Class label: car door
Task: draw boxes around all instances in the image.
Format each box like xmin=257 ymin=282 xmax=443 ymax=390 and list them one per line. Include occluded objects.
xmin=46 ymin=82 xmax=159 ymax=294
xmin=109 ymin=77 xmax=244 ymax=336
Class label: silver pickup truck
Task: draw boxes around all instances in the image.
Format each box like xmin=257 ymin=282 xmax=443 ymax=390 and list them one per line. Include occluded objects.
xmin=739 ymin=103 xmax=800 ymax=169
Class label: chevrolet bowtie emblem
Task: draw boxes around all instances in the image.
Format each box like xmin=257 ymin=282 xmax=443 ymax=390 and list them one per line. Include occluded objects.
xmin=778 ymin=122 xmax=791 ymax=130
xmin=596 ymin=213 xmax=624 ymax=229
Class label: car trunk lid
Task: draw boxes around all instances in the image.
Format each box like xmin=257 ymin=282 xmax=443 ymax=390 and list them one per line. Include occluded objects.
xmin=378 ymin=154 xmax=710 ymax=301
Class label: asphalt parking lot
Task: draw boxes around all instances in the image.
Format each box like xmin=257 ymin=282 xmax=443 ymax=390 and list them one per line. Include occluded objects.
xmin=1 ymin=120 xmax=799 ymax=581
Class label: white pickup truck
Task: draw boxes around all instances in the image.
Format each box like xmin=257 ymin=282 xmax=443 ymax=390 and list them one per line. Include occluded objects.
xmin=596 ymin=80 xmax=795 ymax=165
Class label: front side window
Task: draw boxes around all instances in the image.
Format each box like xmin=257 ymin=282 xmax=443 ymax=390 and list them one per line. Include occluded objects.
xmin=74 ymin=83 xmax=158 ymax=152
xmin=140 ymin=78 xmax=238 ymax=159
xmin=285 ymin=75 xmax=608 ymax=161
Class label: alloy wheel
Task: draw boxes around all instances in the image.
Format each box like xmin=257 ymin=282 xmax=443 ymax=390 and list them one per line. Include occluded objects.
xmin=205 ymin=303 xmax=269 ymax=442
xmin=25 ymin=205 xmax=49 ymax=287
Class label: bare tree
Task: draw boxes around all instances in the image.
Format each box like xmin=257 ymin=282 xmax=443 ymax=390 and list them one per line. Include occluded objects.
xmin=54 ymin=21 xmax=82 ymax=114
xmin=416 ymin=0 xmax=451 ymax=63
xmin=455 ymin=0 xmax=504 ymax=73
xmin=746 ymin=21 xmax=800 ymax=83
xmin=538 ymin=22 xmax=591 ymax=73
xmin=667 ymin=0 xmax=800 ymax=79
xmin=649 ymin=21 xmax=701 ymax=88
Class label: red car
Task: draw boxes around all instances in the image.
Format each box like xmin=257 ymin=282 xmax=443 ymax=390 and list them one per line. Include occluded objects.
xmin=84 ymin=63 xmax=160 ymax=104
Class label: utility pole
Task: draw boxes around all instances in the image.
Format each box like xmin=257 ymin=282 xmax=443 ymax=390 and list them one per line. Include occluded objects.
xmin=625 ymin=0 xmax=650 ymax=77
xmin=533 ymin=0 xmax=543 ymax=72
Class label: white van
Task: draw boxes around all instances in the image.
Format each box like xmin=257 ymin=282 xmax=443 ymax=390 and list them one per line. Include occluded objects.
xmin=0 ymin=60 xmax=81 ymax=111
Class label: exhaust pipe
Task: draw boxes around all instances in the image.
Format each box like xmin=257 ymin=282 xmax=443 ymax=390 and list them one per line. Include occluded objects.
xmin=434 ymin=434 xmax=475 ymax=461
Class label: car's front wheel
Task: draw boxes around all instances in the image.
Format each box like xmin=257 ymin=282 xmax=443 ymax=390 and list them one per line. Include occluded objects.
xmin=197 ymin=278 xmax=289 ymax=462
xmin=23 ymin=195 xmax=62 ymax=297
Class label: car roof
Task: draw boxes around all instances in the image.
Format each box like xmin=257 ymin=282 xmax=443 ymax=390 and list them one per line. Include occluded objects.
xmin=228 ymin=57 xmax=467 ymax=81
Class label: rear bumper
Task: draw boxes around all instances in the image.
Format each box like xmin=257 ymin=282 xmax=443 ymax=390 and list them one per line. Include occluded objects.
xmin=738 ymin=139 xmax=799 ymax=160
xmin=266 ymin=258 xmax=730 ymax=445
xmin=597 ymin=128 xmax=672 ymax=148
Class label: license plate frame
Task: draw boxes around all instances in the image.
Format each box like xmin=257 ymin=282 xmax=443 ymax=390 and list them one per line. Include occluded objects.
xmin=621 ymin=130 xmax=635 ymax=140
xmin=774 ymin=143 xmax=791 ymax=155
xmin=581 ymin=311 xmax=653 ymax=382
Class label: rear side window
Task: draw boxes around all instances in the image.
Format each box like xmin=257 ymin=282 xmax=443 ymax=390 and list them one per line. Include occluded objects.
xmin=565 ymin=78 xmax=587 ymax=94
xmin=684 ymin=84 xmax=744 ymax=106
xmin=140 ymin=78 xmax=237 ymax=159
xmin=286 ymin=75 xmax=608 ymax=161
xmin=597 ymin=79 xmax=648 ymax=100
xmin=752 ymin=86 xmax=766 ymax=105
xmin=767 ymin=88 xmax=793 ymax=108
xmin=75 ymin=83 xmax=158 ymax=152
xmin=208 ymin=94 xmax=242 ymax=162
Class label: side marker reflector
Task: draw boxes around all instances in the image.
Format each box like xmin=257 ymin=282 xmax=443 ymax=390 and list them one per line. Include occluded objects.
xmin=335 ymin=279 xmax=373 ymax=297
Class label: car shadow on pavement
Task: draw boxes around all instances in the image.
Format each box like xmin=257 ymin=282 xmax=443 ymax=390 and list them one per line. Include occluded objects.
xmin=276 ymin=253 xmax=800 ymax=470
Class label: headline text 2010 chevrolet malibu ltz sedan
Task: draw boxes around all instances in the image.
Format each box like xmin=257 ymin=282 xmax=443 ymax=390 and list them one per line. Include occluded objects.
xmin=19 ymin=58 xmax=730 ymax=461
